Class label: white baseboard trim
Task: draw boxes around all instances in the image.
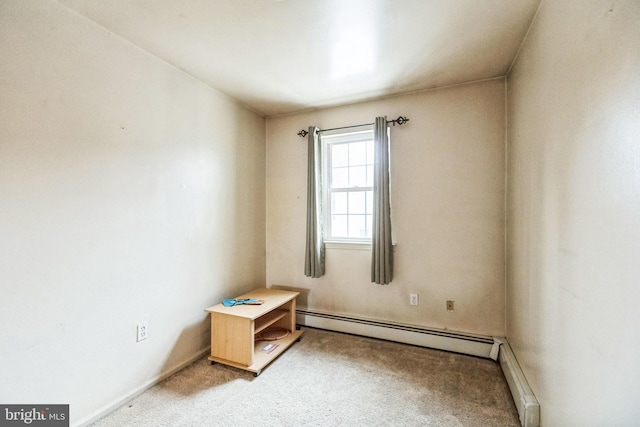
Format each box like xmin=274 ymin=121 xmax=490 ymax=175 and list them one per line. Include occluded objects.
xmin=75 ymin=347 xmax=210 ymax=427
xmin=297 ymin=309 xmax=539 ymax=427
xmin=496 ymin=338 xmax=540 ymax=427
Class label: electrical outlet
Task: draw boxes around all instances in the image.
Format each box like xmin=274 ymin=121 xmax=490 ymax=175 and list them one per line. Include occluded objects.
xmin=410 ymin=293 xmax=419 ymax=306
xmin=446 ymin=300 xmax=455 ymax=312
xmin=137 ymin=320 xmax=148 ymax=342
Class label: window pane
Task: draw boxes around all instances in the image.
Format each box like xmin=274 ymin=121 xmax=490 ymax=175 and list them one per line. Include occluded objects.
xmin=366 ymin=140 xmax=374 ymax=164
xmin=349 ymin=166 xmax=367 ymax=187
xmin=332 ymin=167 xmax=348 ymax=188
xmin=348 ymin=215 xmax=367 ymax=238
xmin=366 ymin=191 xmax=373 ymax=214
xmin=348 ymin=191 xmax=366 ymax=214
xmin=332 ymin=215 xmax=348 ymax=237
xmin=322 ymin=128 xmax=378 ymax=242
xmin=331 ymin=144 xmax=348 ymax=167
xmin=331 ymin=192 xmax=348 ymax=214
xmin=349 ymin=142 xmax=367 ymax=166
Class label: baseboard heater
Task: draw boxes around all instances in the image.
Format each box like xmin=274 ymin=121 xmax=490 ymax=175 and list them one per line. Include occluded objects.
xmin=296 ymin=309 xmax=539 ymax=427
xmin=497 ymin=338 xmax=540 ymax=427
xmin=296 ymin=308 xmax=494 ymax=358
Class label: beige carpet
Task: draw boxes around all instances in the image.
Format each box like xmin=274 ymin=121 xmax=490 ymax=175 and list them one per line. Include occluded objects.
xmin=91 ymin=327 xmax=520 ymax=426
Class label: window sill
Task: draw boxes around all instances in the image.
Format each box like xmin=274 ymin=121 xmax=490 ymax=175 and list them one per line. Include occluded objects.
xmin=324 ymin=241 xmax=372 ymax=251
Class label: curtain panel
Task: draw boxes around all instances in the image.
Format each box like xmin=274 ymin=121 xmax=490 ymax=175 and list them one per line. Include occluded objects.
xmin=304 ymin=126 xmax=325 ymax=278
xmin=371 ymin=117 xmax=393 ymax=284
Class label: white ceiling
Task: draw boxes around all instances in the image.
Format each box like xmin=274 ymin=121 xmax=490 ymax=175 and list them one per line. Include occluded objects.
xmin=58 ymin=0 xmax=541 ymax=117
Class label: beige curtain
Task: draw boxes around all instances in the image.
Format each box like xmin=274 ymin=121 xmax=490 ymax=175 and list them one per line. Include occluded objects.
xmin=304 ymin=126 xmax=325 ymax=278
xmin=371 ymin=117 xmax=393 ymax=284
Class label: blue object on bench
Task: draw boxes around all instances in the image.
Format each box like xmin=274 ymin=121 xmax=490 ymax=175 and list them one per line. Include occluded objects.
xmin=222 ymin=298 xmax=262 ymax=307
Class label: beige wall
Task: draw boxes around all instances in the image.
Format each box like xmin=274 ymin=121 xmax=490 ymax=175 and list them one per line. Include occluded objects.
xmin=506 ymin=0 xmax=640 ymax=425
xmin=0 ymin=1 xmax=265 ymax=425
xmin=267 ymin=80 xmax=506 ymax=337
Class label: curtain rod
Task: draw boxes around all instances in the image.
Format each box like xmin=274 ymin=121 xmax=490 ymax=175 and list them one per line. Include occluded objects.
xmin=297 ymin=116 xmax=409 ymax=138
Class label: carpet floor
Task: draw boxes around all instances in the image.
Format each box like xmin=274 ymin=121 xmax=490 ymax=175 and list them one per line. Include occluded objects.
xmin=91 ymin=327 xmax=520 ymax=426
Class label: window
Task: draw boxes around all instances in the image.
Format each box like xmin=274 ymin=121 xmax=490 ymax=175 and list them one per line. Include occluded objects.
xmin=322 ymin=127 xmax=375 ymax=242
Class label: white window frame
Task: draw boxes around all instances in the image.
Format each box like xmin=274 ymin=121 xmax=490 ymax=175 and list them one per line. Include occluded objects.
xmin=321 ymin=125 xmax=375 ymax=244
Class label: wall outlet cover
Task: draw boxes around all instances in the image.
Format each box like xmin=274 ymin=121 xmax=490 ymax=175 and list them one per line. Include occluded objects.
xmin=137 ymin=321 xmax=148 ymax=342
xmin=410 ymin=294 xmax=419 ymax=306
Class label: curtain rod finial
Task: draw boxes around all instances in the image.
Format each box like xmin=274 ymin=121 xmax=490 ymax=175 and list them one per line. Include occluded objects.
xmin=393 ymin=116 xmax=409 ymax=126
xmin=298 ymin=129 xmax=309 ymax=138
